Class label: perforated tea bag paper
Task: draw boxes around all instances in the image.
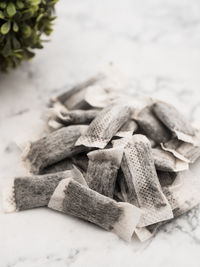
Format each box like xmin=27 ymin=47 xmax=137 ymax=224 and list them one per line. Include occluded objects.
xmin=3 ymin=70 xmax=200 ymax=243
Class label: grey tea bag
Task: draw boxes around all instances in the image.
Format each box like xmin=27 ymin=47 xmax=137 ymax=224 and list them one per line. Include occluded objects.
xmin=114 ymin=168 xmax=129 ymax=202
xmin=161 ymin=139 xmax=189 ymax=162
xmin=163 ymin=170 xmax=200 ymax=218
xmin=115 ymin=120 xmax=138 ymax=138
xmin=157 ymin=171 xmax=177 ymax=187
xmin=53 ymin=75 xmax=102 ymax=110
xmin=72 ymin=153 xmax=89 ymax=174
xmin=121 ymin=134 xmax=173 ymax=227
xmin=86 ymin=147 xmax=123 ymax=198
xmin=23 ymin=125 xmax=89 ymax=174
xmin=136 ymin=170 xmax=200 ymax=242
xmin=41 ymin=158 xmax=73 ymax=175
xmin=135 ymin=106 xmax=171 ymax=144
xmin=3 ymin=168 xmax=87 ymax=213
xmin=76 ymin=103 xmax=131 ymax=148
xmin=44 ymin=101 xmax=100 ymax=129
xmin=48 ymin=178 xmax=141 ymax=241
xmin=161 ymin=136 xmax=200 ymax=164
xmin=152 ymin=147 xmax=188 ymax=172
xmin=152 ymin=101 xmax=196 ymax=144
xmin=135 ymin=226 xmax=154 ymax=242
xmin=55 ymin=109 xmax=99 ymax=126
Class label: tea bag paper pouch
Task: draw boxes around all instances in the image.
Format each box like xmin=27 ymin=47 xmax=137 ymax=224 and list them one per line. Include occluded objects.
xmin=135 ymin=106 xmax=171 ymax=144
xmin=86 ymin=147 xmax=123 ymax=198
xmin=41 ymin=158 xmax=73 ymax=175
xmin=121 ymin=134 xmax=173 ymax=227
xmin=115 ymin=120 xmax=138 ymax=138
xmin=135 ymin=227 xmax=154 ymax=242
xmin=22 ymin=125 xmax=89 ymax=174
xmin=51 ymin=75 xmax=102 ymax=110
xmin=43 ymin=102 xmax=99 ymax=129
xmin=163 ymin=170 xmax=200 ymax=218
xmin=3 ymin=167 xmax=87 ymax=213
xmin=152 ymin=101 xmax=197 ymax=144
xmin=48 ymin=178 xmax=142 ymax=241
xmin=42 ymin=101 xmax=70 ymax=131
xmin=162 ymin=129 xmax=200 ymax=164
xmin=152 ymin=147 xmax=188 ymax=172
xmin=76 ymin=103 xmax=131 ymax=149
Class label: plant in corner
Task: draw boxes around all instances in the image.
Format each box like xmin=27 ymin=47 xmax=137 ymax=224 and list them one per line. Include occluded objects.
xmin=0 ymin=0 xmax=58 ymax=72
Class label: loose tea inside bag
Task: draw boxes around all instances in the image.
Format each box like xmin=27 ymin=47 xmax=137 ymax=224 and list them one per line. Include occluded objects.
xmin=41 ymin=158 xmax=73 ymax=175
xmin=76 ymin=103 xmax=131 ymax=148
xmin=3 ymin=168 xmax=87 ymax=213
xmin=157 ymin=171 xmax=177 ymax=187
xmin=152 ymin=147 xmax=188 ymax=172
xmin=135 ymin=106 xmax=171 ymax=144
xmin=152 ymin=101 xmax=196 ymax=144
xmin=121 ymin=134 xmax=173 ymax=227
xmin=48 ymin=178 xmax=141 ymax=241
xmin=23 ymin=125 xmax=89 ymax=174
xmin=86 ymin=147 xmax=123 ymax=198
xmin=72 ymin=153 xmax=89 ymax=174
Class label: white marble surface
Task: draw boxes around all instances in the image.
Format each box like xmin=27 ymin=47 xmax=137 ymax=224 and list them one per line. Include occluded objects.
xmin=1 ymin=0 xmax=200 ymax=266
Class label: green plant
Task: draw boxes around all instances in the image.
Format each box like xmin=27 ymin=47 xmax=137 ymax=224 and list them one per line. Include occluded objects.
xmin=0 ymin=0 xmax=58 ymax=72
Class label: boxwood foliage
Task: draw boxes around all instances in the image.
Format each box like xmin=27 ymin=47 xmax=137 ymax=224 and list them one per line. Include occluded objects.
xmin=0 ymin=0 xmax=58 ymax=72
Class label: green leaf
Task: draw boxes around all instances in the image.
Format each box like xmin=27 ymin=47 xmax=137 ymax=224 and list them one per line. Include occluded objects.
xmin=22 ymin=25 xmax=32 ymax=38
xmin=12 ymin=37 xmax=21 ymax=49
xmin=27 ymin=0 xmax=41 ymax=6
xmin=2 ymin=37 xmax=11 ymax=57
xmin=7 ymin=3 xmax=16 ymax=17
xmin=16 ymin=0 xmax=24 ymax=9
xmin=0 ymin=11 xmax=5 ymax=19
xmin=13 ymin=22 xmax=19 ymax=32
xmin=1 ymin=21 xmax=11 ymax=35
xmin=0 ymin=2 xmax=6 ymax=9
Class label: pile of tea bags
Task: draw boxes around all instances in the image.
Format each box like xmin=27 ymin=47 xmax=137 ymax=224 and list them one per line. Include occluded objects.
xmin=3 ymin=68 xmax=200 ymax=242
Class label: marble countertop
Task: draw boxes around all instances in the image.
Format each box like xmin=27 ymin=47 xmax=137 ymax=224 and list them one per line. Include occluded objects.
xmin=1 ymin=0 xmax=200 ymax=266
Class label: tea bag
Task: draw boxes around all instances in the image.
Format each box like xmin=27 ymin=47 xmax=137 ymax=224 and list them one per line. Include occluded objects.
xmin=114 ymin=168 xmax=129 ymax=202
xmin=55 ymin=109 xmax=99 ymax=126
xmin=135 ymin=106 xmax=171 ymax=144
xmin=135 ymin=227 xmax=154 ymax=242
xmin=52 ymin=75 xmax=102 ymax=110
xmin=152 ymin=147 xmax=188 ymax=172
xmin=86 ymin=147 xmax=123 ymax=198
xmin=161 ymin=137 xmax=200 ymax=163
xmin=72 ymin=153 xmax=89 ymax=174
xmin=176 ymin=142 xmax=200 ymax=163
xmin=115 ymin=120 xmax=138 ymax=138
xmin=161 ymin=139 xmax=189 ymax=162
xmin=152 ymin=101 xmax=196 ymax=144
xmin=41 ymin=158 xmax=73 ymax=175
xmin=3 ymin=168 xmax=87 ymax=213
xmin=121 ymin=134 xmax=173 ymax=227
xmin=48 ymin=178 xmax=141 ymax=241
xmin=44 ymin=103 xmax=99 ymax=128
xmin=22 ymin=125 xmax=89 ymax=174
xmin=163 ymin=170 xmax=200 ymax=218
xmin=76 ymin=103 xmax=131 ymax=148
xmin=157 ymin=171 xmax=177 ymax=187
xmin=171 ymin=130 xmax=200 ymax=164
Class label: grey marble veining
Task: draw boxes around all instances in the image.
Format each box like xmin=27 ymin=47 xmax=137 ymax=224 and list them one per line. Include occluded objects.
xmin=1 ymin=0 xmax=200 ymax=266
